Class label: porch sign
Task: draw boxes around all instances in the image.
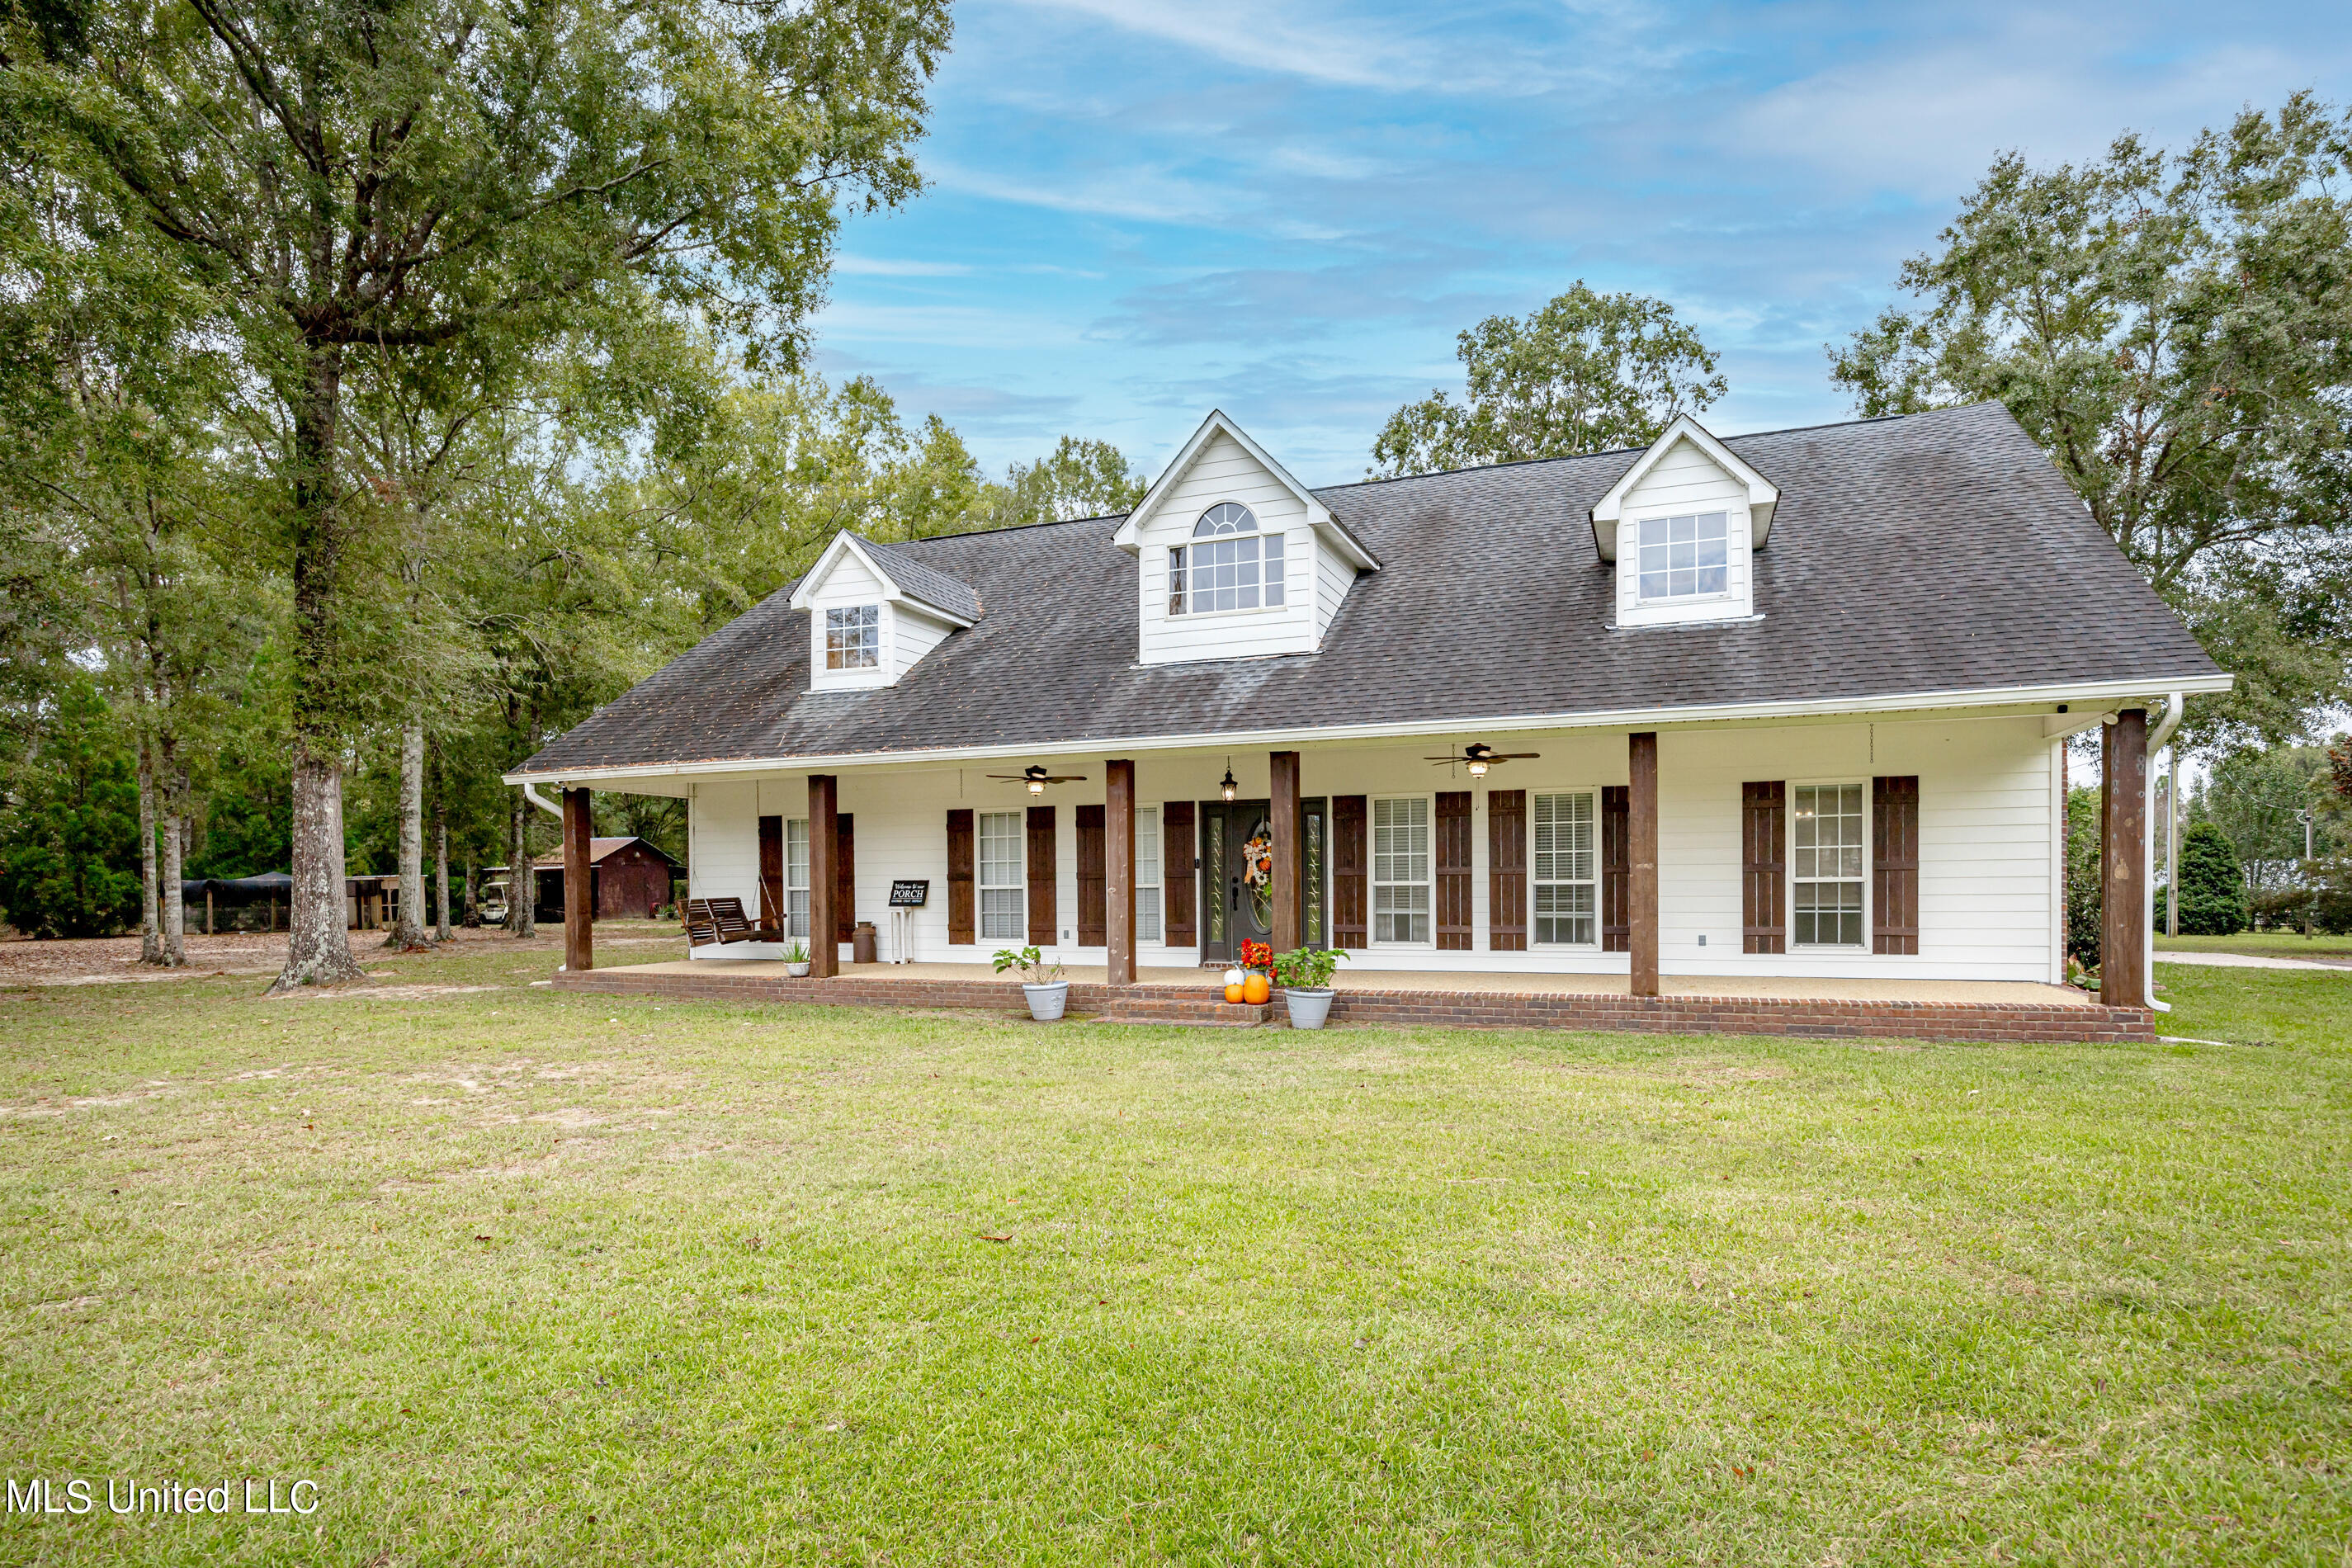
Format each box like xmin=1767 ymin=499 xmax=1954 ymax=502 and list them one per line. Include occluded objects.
xmin=887 ymin=880 xmax=928 ymax=965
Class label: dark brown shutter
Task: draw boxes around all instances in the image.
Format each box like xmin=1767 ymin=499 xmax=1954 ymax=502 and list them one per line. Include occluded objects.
xmin=1742 ymin=782 xmax=1785 ymax=954
xmin=1162 ymin=801 xmax=1196 ymax=947
xmin=758 ymin=815 xmax=784 ymax=941
xmin=1076 ymin=803 xmax=1107 ymax=947
xmin=1873 ymin=775 xmax=1920 ymax=955
xmin=1027 ymin=805 xmax=1056 ymax=946
xmin=1487 ymin=789 xmax=1527 ymax=951
xmin=1600 ymin=785 xmax=1630 ymax=952
xmin=946 ymin=809 xmax=974 ymax=945
xmin=1435 ymin=791 xmax=1472 ymax=951
xmin=834 ymin=814 xmax=855 ymax=942
xmin=1332 ymin=795 xmax=1367 ymax=949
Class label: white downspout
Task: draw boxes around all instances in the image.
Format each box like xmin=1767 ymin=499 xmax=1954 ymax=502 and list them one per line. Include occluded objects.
xmin=2142 ymin=694 xmax=2185 ymax=1013
xmin=522 ymin=782 xmax=564 ymax=820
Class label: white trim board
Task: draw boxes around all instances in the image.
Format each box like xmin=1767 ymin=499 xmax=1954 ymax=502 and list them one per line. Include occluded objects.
xmin=510 ymin=673 xmax=2234 ymax=788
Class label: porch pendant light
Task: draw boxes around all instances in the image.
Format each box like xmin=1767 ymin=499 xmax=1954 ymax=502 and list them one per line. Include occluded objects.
xmin=1221 ymin=761 xmax=1237 ymax=803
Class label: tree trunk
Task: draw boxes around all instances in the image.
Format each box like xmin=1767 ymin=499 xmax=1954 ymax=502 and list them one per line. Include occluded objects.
xmin=435 ymin=811 xmax=452 ymax=942
xmin=465 ymin=862 xmax=478 ymax=928
xmin=158 ymin=791 xmax=186 ymax=968
xmin=272 ymin=343 xmax=366 ymax=990
xmin=508 ymin=789 xmax=536 ymax=937
xmin=137 ymin=742 xmax=162 ymax=966
xmin=386 ymin=723 xmax=430 ymax=948
xmin=276 ymin=746 xmax=364 ymax=987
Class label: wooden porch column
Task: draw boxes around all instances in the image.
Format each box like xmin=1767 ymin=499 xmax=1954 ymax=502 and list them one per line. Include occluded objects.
xmin=1627 ymin=733 xmax=1660 ymax=997
xmin=2100 ymin=709 xmax=2148 ymax=1008
xmin=1269 ymin=750 xmax=1303 ymax=954
xmin=808 ymin=774 xmax=839 ymax=978
xmin=1106 ymin=759 xmax=1137 ymax=985
xmin=562 ymin=786 xmax=593 ymax=973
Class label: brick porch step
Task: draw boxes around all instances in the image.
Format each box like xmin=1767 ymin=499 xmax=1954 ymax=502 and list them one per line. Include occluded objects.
xmin=1093 ymin=996 xmax=1271 ymax=1027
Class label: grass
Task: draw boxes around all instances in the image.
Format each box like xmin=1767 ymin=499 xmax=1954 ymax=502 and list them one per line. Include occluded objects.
xmin=2156 ymin=929 xmax=2352 ymax=961
xmin=4 ymin=945 xmax=2349 ymax=1566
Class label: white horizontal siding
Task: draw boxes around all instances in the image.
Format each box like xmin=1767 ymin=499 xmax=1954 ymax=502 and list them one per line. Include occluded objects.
xmin=890 ymin=607 xmax=953 ymax=682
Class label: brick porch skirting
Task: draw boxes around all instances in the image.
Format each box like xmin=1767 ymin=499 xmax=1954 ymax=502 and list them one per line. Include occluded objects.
xmin=552 ymin=968 xmax=2156 ymax=1045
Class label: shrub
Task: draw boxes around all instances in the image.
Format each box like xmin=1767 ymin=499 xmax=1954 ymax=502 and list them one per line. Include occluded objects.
xmin=2173 ymin=822 xmax=2249 ymax=935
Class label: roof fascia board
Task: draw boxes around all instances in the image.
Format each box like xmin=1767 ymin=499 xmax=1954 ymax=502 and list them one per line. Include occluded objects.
xmin=1113 ymin=409 xmax=1380 ymax=569
xmin=510 ymin=672 xmax=2232 ymax=786
xmin=786 ymin=533 xmax=975 ymax=626
xmin=1589 ymin=416 xmax=1781 ymax=560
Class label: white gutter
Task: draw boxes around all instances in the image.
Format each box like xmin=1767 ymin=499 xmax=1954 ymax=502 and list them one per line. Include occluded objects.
xmin=2142 ymin=692 xmax=2185 ymax=1014
xmin=521 ymin=782 xmax=564 ymax=820
xmin=503 ymin=673 xmax=2235 ymax=787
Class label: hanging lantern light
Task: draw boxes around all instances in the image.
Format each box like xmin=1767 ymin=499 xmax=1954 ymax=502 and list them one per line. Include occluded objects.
xmin=1221 ymin=760 xmax=1237 ymax=802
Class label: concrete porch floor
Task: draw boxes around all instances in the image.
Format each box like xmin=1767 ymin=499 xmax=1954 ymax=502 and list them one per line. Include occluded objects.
xmin=607 ymin=956 xmax=2095 ymax=1008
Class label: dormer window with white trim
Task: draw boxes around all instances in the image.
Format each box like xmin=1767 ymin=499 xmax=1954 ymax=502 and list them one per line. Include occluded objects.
xmin=825 ymin=605 xmax=880 ymax=669
xmin=1113 ymin=410 xmax=1379 ymax=666
xmin=788 ymin=533 xmax=979 ymax=692
xmin=1592 ymin=415 xmax=1778 ymax=631
xmin=1169 ymin=503 xmax=1286 ymax=615
xmin=1636 ymin=511 xmax=1731 ymax=603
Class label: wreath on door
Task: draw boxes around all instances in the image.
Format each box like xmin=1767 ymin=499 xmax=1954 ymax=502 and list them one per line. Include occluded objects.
xmin=1240 ymin=818 xmax=1274 ymax=930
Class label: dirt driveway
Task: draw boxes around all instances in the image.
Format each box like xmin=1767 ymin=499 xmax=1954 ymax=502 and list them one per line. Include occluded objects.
xmin=0 ymin=922 xmax=686 ymax=986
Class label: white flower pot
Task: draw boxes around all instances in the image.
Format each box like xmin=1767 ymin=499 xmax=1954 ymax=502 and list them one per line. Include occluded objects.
xmin=1284 ymin=987 xmax=1335 ymax=1030
xmin=1023 ymin=981 xmax=1070 ymax=1022
xmin=786 ymin=961 xmax=810 ymax=979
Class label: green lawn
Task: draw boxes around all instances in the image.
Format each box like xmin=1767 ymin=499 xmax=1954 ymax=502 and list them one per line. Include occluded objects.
xmin=2157 ymin=929 xmax=2352 ymax=961
xmin=4 ymin=946 xmax=2349 ymax=1566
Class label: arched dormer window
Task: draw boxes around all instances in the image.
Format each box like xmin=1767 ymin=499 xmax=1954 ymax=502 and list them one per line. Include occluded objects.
xmin=1169 ymin=503 xmax=1285 ymax=615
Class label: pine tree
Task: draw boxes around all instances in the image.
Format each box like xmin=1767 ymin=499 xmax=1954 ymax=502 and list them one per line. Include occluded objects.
xmin=2175 ymin=822 xmax=2250 ymax=935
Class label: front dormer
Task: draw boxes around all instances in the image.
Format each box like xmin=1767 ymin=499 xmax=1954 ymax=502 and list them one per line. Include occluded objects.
xmin=788 ymin=533 xmax=979 ymax=691
xmin=1590 ymin=415 xmax=1778 ymax=629
xmin=1112 ymin=411 xmax=1379 ymax=666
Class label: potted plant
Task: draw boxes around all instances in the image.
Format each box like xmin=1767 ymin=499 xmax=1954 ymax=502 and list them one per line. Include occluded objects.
xmin=1272 ymin=946 xmax=1346 ymax=1029
xmin=994 ymin=946 xmax=1069 ymax=1021
xmin=782 ymin=938 xmax=810 ymax=979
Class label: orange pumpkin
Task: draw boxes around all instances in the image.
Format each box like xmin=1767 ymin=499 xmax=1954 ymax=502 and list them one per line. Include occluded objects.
xmin=1242 ymin=972 xmax=1271 ymax=1005
xmin=1224 ymin=982 xmax=1245 ymax=1004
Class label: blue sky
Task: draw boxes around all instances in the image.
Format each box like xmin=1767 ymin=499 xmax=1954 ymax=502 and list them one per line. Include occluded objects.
xmin=809 ymin=0 xmax=2352 ymax=486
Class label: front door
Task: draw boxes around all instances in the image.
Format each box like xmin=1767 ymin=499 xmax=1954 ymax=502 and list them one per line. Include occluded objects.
xmin=1199 ymin=801 xmax=1275 ymax=965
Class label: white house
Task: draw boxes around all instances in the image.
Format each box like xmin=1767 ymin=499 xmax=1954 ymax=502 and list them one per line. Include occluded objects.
xmin=512 ymin=402 xmax=2227 ymax=1032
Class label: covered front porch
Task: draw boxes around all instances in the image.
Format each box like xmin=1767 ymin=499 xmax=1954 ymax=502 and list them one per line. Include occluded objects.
xmin=536 ymin=703 xmax=2168 ymax=1042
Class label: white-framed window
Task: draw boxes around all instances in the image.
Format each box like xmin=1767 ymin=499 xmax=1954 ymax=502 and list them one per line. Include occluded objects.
xmin=1372 ymin=795 xmax=1430 ymax=944
xmin=1792 ymin=783 xmax=1866 ymax=947
xmin=825 ymin=604 xmax=880 ymax=669
xmin=1169 ymin=503 xmax=1285 ymax=615
xmin=1532 ymin=791 xmax=1598 ymax=946
xmin=786 ymin=818 xmax=810 ymax=939
xmin=1636 ymin=511 xmax=1730 ymax=602
xmin=1136 ymin=805 xmax=1162 ymax=942
xmin=978 ymin=810 xmax=1025 ymax=941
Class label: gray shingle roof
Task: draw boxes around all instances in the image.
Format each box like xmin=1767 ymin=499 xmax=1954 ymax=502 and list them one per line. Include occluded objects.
xmin=520 ymin=403 xmax=2222 ymax=777
xmin=855 ymin=536 xmax=983 ymax=623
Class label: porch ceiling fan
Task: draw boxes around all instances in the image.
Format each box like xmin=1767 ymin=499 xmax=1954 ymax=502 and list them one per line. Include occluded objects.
xmin=1424 ymin=742 xmax=1540 ymax=777
xmin=988 ymin=763 xmax=1088 ymax=796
